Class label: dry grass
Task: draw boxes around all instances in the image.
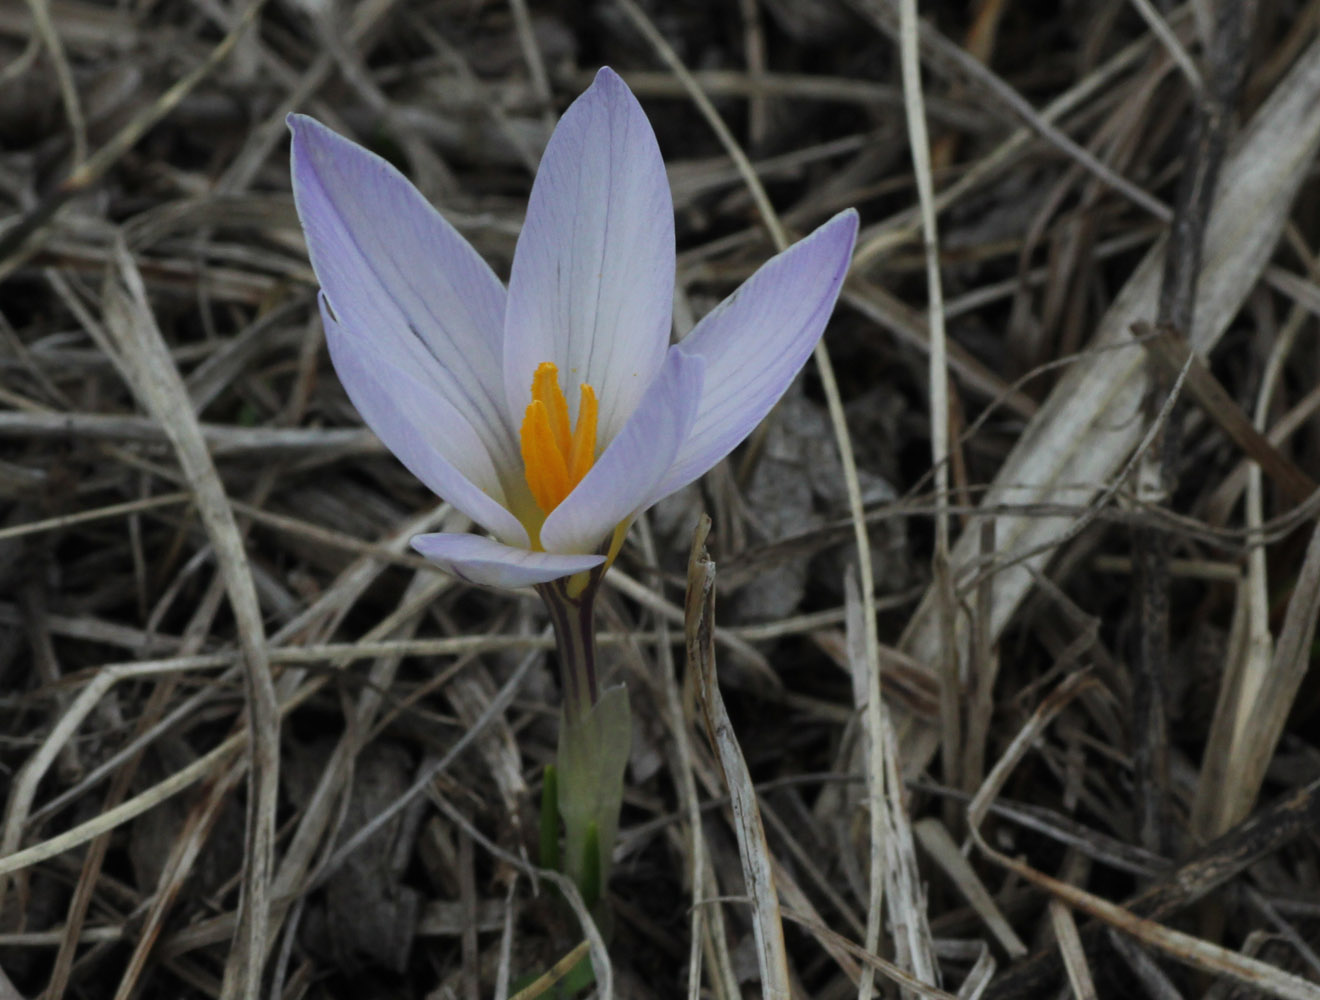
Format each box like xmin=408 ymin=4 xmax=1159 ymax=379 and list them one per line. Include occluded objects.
xmin=2 ymin=1 xmax=1320 ymax=998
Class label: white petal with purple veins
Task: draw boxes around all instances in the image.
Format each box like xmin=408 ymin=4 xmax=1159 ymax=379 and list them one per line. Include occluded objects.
xmin=290 ymin=115 xmax=517 ymax=471
xmin=503 ymin=67 xmax=675 ymax=444
xmin=322 ymin=297 xmax=530 ymax=548
xmin=653 ymin=209 xmax=858 ymax=501
xmin=411 ymin=533 xmax=604 ymax=588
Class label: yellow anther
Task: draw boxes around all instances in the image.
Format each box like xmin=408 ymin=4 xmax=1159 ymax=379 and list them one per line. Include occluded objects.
xmin=531 ymin=362 xmax=572 ymax=458
xmin=520 ymin=363 xmax=598 ymax=515
xmin=568 ymin=384 xmax=597 ymax=485
xmin=521 ymin=400 xmax=571 ymax=514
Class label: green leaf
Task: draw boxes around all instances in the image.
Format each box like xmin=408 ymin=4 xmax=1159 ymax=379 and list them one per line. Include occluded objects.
xmin=579 ymin=821 xmax=601 ymax=910
xmin=539 ymin=764 xmax=561 ymax=873
xmin=509 ymin=951 xmax=595 ymax=999
xmin=559 ymin=951 xmax=597 ymax=994
xmin=556 ymin=683 xmax=630 ymax=899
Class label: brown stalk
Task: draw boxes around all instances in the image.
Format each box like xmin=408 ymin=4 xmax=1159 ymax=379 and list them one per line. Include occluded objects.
xmin=1130 ymin=0 xmax=1256 ymax=858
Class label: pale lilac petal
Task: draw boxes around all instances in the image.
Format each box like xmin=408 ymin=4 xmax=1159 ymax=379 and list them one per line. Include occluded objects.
xmin=541 ymin=348 xmax=704 ymax=555
xmin=653 ymin=209 xmax=858 ymax=500
xmin=322 ymin=297 xmax=530 ymax=548
xmin=411 ymin=533 xmax=603 ymax=588
xmin=503 ymin=67 xmax=674 ymax=445
xmin=290 ymin=114 xmax=518 ymax=472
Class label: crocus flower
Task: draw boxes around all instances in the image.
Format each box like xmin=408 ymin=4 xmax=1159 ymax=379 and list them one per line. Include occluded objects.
xmin=290 ymin=68 xmax=857 ymax=590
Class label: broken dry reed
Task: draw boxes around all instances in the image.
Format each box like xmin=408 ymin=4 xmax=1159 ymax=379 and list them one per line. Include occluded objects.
xmin=685 ymin=516 xmax=790 ymax=999
xmin=2 ymin=1 xmax=1319 ymax=997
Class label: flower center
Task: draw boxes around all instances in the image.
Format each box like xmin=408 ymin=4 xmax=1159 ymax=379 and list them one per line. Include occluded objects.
xmin=520 ymin=362 xmax=598 ymax=515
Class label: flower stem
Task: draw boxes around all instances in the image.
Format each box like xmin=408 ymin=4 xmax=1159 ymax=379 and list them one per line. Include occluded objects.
xmin=536 ymin=569 xmax=604 ymax=724
xmin=535 ymin=566 xmax=628 ymax=903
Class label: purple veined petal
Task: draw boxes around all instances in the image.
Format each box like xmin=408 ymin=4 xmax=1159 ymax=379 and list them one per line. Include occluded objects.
xmin=650 ymin=209 xmax=858 ymax=501
xmin=289 ymin=114 xmax=519 ymax=473
xmin=411 ymin=532 xmax=604 ymax=588
xmin=322 ymin=296 xmax=531 ymax=549
xmin=540 ymin=347 xmax=704 ymax=555
xmin=503 ymin=67 xmax=675 ymax=446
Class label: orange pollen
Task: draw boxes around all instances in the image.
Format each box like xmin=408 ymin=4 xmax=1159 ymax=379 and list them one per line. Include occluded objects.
xmin=520 ymin=362 xmax=598 ymax=515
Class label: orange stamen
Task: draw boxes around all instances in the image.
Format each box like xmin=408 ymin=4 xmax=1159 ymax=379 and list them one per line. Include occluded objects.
xmin=520 ymin=363 xmax=599 ymax=515
xmin=521 ymin=400 xmax=570 ymax=514
xmin=568 ymin=384 xmax=597 ymax=485
xmin=530 ymin=362 xmax=572 ymax=458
